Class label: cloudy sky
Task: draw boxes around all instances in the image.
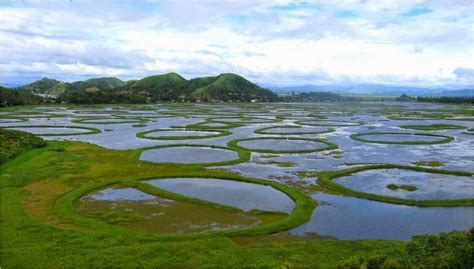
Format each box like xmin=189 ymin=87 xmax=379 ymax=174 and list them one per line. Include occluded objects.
xmin=0 ymin=0 xmax=473 ymax=88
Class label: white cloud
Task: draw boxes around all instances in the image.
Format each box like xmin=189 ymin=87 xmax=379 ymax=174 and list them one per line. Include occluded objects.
xmin=0 ymin=0 xmax=472 ymax=88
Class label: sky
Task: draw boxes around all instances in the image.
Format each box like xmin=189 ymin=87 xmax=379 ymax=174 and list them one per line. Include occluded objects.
xmin=0 ymin=0 xmax=473 ymax=88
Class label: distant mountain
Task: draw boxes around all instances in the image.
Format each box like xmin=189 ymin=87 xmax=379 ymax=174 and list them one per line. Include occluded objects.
xmin=268 ymin=84 xmax=473 ymax=97
xmin=280 ymin=91 xmax=360 ymax=102
xmin=1 ymin=86 xmax=45 ymax=106
xmin=434 ymin=89 xmax=473 ymax=97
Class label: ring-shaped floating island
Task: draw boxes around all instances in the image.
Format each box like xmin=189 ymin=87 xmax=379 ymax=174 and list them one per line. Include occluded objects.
xmin=350 ymin=132 xmax=454 ymax=145
xmin=136 ymin=128 xmax=230 ymax=140
xmin=399 ymin=124 xmax=467 ymax=131
xmin=209 ymin=117 xmax=280 ymax=124
xmin=317 ymin=164 xmax=474 ymax=207
xmin=183 ymin=120 xmax=243 ymax=129
xmin=72 ymin=117 xmax=145 ymax=124
xmin=228 ymin=137 xmax=338 ymax=154
xmin=0 ymin=125 xmax=101 ymax=136
xmin=254 ymin=125 xmax=335 ymax=135
xmin=295 ymin=119 xmax=363 ymax=127
xmin=58 ymin=174 xmax=315 ymax=239
xmin=0 ymin=117 xmax=27 ymax=123
xmin=137 ymin=144 xmax=250 ymax=166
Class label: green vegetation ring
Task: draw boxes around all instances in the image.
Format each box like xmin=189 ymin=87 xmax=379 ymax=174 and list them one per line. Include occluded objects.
xmin=72 ymin=117 xmax=145 ymax=125
xmin=55 ymin=173 xmax=316 ymax=240
xmin=135 ymin=144 xmax=251 ymax=167
xmin=317 ymin=164 xmax=474 ymax=207
xmin=136 ymin=128 xmax=231 ymax=140
xmin=295 ymin=119 xmax=363 ymax=127
xmin=209 ymin=117 xmax=280 ymax=125
xmin=350 ymin=132 xmax=454 ymax=145
xmin=182 ymin=120 xmax=243 ymax=130
xmin=0 ymin=117 xmax=28 ymax=123
xmin=254 ymin=125 xmax=335 ymax=135
xmin=0 ymin=125 xmax=101 ymax=136
xmin=228 ymin=137 xmax=338 ymax=154
xmin=399 ymin=124 xmax=467 ymax=131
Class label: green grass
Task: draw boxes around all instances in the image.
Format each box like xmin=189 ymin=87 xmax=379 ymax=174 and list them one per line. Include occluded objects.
xmin=412 ymin=160 xmax=444 ymax=167
xmin=254 ymin=125 xmax=335 ymax=135
xmin=0 ymin=139 xmax=410 ymax=268
xmin=1 ymin=125 xmax=101 ymax=136
xmin=386 ymin=183 xmax=418 ymax=192
xmin=136 ymin=128 xmax=230 ymax=140
xmin=133 ymin=144 xmax=251 ymax=167
xmin=399 ymin=123 xmax=467 ymax=131
xmin=350 ymin=132 xmax=454 ymax=145
xmin=0 ymin=129 xmax=46 ymax=163
xmin=228 ymin=137 xmax=338 ymax=154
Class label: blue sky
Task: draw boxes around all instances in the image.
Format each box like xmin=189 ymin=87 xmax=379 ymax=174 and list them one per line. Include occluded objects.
xmin=0 ymin=0 xmax=472 ymax=88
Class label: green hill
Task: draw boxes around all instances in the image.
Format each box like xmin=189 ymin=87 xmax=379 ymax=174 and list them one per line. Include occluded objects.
xmin=128 ymin=72 xmax=187 ymax=101
xmin=190 ymin=73 xmax=276 ymax=102
xmin=15 ymin=73 xmax=277 ymax=103
xmin=85 ymin=77 xmax=125 ymax=89
xmin=19 ymin=77 xmax=67 ymax=95
xmin=1 ymin=86 xmax=45 ymax=106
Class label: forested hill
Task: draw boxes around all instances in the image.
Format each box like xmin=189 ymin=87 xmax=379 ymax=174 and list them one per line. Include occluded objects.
xmin=15 ymin=73 xmax=278 ymax=104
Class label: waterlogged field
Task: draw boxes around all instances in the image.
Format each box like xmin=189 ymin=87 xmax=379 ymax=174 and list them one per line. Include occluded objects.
xmin=1 ymin=101 xmax=473 ymax=267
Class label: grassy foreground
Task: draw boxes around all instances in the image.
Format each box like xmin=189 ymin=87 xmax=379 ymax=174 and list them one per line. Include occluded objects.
xmin=1 ymin=133 xmax=471 ymax=268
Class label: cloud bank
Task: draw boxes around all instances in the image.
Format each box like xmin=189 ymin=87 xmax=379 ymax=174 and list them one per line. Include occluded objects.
xmin=0 ymin=0 xmax=472 ymax=88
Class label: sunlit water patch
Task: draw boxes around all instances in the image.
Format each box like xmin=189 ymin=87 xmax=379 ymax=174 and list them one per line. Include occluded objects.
xmin=333 ymin=168 xmax=473 ymax=200
xmin=289 ymin=192 xmax=474 ymax=240
xmin=146 ymin=178 xmax=294 ymax=212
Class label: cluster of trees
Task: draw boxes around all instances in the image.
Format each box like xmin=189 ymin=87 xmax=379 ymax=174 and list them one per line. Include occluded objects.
xmin=280 ymin=91 xmax=361 ymax=102
xmin=1 ymin=86 xmax=47 ymax=107
xmin=396 ymin=94 xmax=474 ymax=104
xmin=341 ymin=229 xmax=473 ymax=269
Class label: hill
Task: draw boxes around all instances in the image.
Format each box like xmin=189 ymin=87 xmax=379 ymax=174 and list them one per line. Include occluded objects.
xmin=85 ymin=77 xmax=126 ymax=89
xmin=190 ymin=73 xmax=277 ymax=102
xmin=19 ymin=77 xmax=67 ymax=96
xmin=1 ymin=86 xmax=45 ymax=106
xmin=13 ymin=73 xmax=272 ymax=103
xmin=127 ymin=72 xmax=187 ymax=101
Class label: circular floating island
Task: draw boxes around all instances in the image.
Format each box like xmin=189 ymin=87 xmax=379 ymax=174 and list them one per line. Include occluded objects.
xmin=399 ymin=124 xmax=467 ymax=131
xmin=318 ymin=165 xmax=474 ymax=206
xmin=0 ymin=118 xmax=27 ymax=123
xmin=136 ymin=128 xmax=230 ymax=140
xmin=76 ymin=185 xmax=286 ymax=234
xmin=1 ymin=125 xmax=100 ymax=136
xmin=73 ymin=118 xmax=144 ymax=124
xmin=350 ymin=132 xmax=454 ymax=145
xmin=228 ymin=137 xmax=337 ymax=154
xmin=209 ymin=117 xmax=278 ymax=124
xmin=334 ymin=168 xmax=473 ymax=200
xmin=255 ymin=125 xmax=334 ymax=135
xmin=146 ymin=177 xmax=294 ymax=213
xmin=296 ymin=119 xmax=362 ymax=127
xmin=138 ymin=145 xmax=248 ymax=165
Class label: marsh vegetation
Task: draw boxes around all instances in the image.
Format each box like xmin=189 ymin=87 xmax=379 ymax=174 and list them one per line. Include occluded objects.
xmin=1 ymin=101 xmax=473 ymax=268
